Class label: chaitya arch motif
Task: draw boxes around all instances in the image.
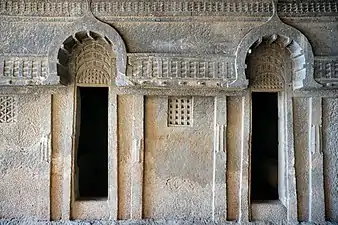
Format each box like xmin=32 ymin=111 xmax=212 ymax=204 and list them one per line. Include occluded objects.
xmin=246 ymin=39 xmax=293 ymax=91
xmin=234 ymin=0 xmax=321 ymax=90
xmin=70 ymin=35 xmax=115 ymax=86
xmin=48 ymin=12 xmax=127 ymax=86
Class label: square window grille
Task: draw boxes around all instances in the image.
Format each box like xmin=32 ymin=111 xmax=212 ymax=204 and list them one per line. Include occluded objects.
xmin=168 ymin=97 xmax=193 ymax=127
xmin=0 ymin=96 xmax=17 ymax=123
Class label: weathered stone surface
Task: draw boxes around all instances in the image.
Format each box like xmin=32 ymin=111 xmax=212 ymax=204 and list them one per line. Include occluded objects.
xmin=322 ymin=98 xmax=338 ymax=222
xmin=0 ymin=0 xmax=337 ymax=224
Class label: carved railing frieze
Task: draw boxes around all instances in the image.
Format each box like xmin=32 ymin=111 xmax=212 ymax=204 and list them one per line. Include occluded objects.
xmin=0 ymin=56 xmax=59 ymax=86
xmin=0 ymin=1 xmax=85 ymax=17
xmin=2 ymin=54 xmax=336 ymax=89
xmin=126 ymin=54 xmax=237 ymax=89
xmin=314 ymin=56 xmax=338 ymax=87
xmin=0 ymin=1 xmax=337 ymax=18
xmin=93 ymin=1 xmax=338 ymax=17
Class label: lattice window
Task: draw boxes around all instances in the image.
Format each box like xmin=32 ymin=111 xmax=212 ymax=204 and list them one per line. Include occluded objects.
xmin=0 ymin=96 xmax=17 ymax=123
xmin=168 ymin=97 xmax=193 ymax=127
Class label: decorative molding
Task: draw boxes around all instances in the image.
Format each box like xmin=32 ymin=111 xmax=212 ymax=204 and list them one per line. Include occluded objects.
xmin=212 ymin=96 xmax=227 ymax=221
xmin=0 ymin=56 xmax=59 ymax=85
xmin=278 ymin=1 xmax=338 ymax=15
xmin=93 ymin=1 xmax=338 ymax=16
xmin=0 ymin=95 xmax=17 ymax=123
xmin=126 ymin=54 xmax=236 ymax=88
xmin=130 ymin=95 xmax=144 ymax=219
xmin=307 ymin=97 xmax=325 ymax=223
xmin=40 ymin=134 xmax=51 ymax=163
xmin=93 ymin=1 xmax=273 ymax=16
xmin=0 ymin=1 xmax=85 ymax=17
xmin=0 ymin=1 xmax=337 ymax=17
xmin=314 ymin=56 xmax=338 ymax=87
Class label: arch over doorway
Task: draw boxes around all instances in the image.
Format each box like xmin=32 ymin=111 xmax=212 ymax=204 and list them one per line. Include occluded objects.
xmin=48 ymin=14 xmax=127 ymax=86
xmin=69 ymin=35 xmax=114 ymax=86
xmin=235 ymin=2 xmax=321 ymax=90
xmin=247 ymin=41 xmax=293 ymax=91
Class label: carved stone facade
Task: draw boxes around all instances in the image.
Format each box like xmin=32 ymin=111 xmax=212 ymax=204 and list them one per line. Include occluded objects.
xmin=0 ymin=0 xmax=337 ymax=224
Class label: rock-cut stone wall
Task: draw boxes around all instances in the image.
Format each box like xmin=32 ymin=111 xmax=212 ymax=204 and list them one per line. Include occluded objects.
xmin=0 ymin=0 xmax=337 ymax=224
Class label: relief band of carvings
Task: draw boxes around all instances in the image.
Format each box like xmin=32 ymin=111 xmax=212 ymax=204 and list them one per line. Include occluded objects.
xmin=93 ymin=1 xmax=274 ymax=16
xmin=0 ymin=1 xmax=85 ymax=17
xmin=0 ymin=95 xmax=17 ymax=123
xmin=0 ymin=57 xmax=57 ymax=85
xmin=1 ymin=1 xmax=337 ymax=17
xmin=126 ymin=55 xmax=236 ymax=88
xmin=314 ymin=56 xmax=338 ymax=87
xmin=93 ymin=1 xmax=338 ymax=16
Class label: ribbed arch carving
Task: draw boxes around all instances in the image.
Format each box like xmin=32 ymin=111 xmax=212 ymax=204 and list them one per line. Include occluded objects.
xmin=247 ymin=40 xmax=292 ymax=91
xmin=48 ymin=14 xmax=127 ymax=86
xmin=235 ymin=0 xmax=321 ymax=90
xmin=70 ymin=35 xmax=115 ymax=86
xmin=54 ymin=31 xmax=116 ymax=85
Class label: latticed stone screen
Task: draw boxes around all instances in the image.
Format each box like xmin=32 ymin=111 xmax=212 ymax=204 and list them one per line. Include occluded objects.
xmin=0 ymin=96 xmax=16 ymax=123
xmin=168 ymin=97 xmax=193 ymax=127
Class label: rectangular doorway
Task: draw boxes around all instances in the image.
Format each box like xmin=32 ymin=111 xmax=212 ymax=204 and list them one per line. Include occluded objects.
xmin=251 ymin=92 xmax=279 ymax=201
xmin=76 ymin=87 xmax=108 ymax=199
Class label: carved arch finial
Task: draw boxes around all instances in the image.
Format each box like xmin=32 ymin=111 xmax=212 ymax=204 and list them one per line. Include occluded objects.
xmin=272 ymin=0 xmax=278 ymax=15
xmin=83 ymin=0 xmax=91 ymax=16
xmin=85 ymin=0 xmax=96 ymax=17
xmin=269 ymin=0 xmax=280 ymax=22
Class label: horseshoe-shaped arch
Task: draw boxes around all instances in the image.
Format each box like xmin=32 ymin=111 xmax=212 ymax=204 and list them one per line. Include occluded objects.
xmin=48 ymin=14 xmax=127 ymax=86
xmin=235 ymin=13 xmax=321 ymax=90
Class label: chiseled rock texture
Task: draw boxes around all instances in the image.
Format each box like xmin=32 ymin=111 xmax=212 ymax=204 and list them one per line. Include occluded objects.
xmin=0 ymin=0 xmax=337 ymax=224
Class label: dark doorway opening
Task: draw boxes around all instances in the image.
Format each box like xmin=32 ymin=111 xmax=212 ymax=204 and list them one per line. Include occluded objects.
xmin=76 ymin=87 xmax=108 ymax=199
xmin=251 ymin=92 xmax=279 ymax=201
